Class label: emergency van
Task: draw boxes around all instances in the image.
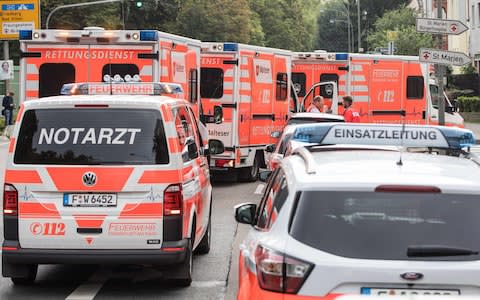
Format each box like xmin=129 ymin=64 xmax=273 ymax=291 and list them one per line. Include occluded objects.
xmin=292 ymin=51 xmax=464 ymax=127
xmin=200 ymin=42 xmax=296 ymax=181
xmin=18 ymin=27 xmax=202 ymax=115
xmin=2 ymin=82 xmax=223 ymax=286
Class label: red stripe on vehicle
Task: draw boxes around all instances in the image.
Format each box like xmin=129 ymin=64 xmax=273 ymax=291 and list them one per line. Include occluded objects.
xmin=19 ymin=202 xmax=61 ymax=219
xmin=5 ymin=170 xmax=42 ymax=184
xmin=8 ymin=138 xmax=15 ymax=153
xmin=138 ymin=170 xmax=181 ymax=184
xmin=73 ymin=215 xmax=107 ymax=228
xmin=119 ymin=203 xmax=163 ymax=219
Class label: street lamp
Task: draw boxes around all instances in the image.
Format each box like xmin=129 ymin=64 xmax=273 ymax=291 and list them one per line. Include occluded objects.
xmin=321 ymin=7 xmax=352 ymax=52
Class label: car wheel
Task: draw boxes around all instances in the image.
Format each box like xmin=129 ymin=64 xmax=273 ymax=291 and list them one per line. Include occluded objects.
xmin=195 ymin=201 xmax=212 ymax=255
xmin=239 ymin=153 xmax=259 ymax=182
xmin=10 ymin=265 xmax=37 ymax=285
xmin=173 ymin=238 xmax=193 ymax=287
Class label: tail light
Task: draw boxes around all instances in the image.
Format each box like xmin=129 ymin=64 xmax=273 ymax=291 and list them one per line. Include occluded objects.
xmin=3 ymin=183 xmax=18 ymax=216
xmin=163 ymin=184 xmax=183 ymax=216
xmin=254 ymin=245 xmax=313 ymax=294
xmin=215 ymin=159 xmax=234 ymax=168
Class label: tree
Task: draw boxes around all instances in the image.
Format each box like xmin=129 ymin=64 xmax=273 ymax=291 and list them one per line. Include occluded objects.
xmin=366 ymin=5 xmax=434 ymax=55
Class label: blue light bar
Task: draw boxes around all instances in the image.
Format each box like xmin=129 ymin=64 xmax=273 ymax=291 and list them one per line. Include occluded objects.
xmin=19 ymin=30 xmax=33 ymax=40
xmin=335 ymin=53 xmax=349 ymax=60
xmin=223 ymin=43 xmax=238 ymax=52
xmin=292 ymin=123 xmax=476 ymax=150
xmin=140 ymin=30 xmax=158 ymax=41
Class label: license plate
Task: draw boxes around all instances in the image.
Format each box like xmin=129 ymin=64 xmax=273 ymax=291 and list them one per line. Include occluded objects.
xmin=361 ymin=287 xmax=460 ymax=296
xmin=63 ymin=193 xmax=117 ymax=207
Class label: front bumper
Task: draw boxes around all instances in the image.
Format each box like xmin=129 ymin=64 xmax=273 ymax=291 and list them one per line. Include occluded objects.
xmin=2 ymin=239 xmax=188 ymax=265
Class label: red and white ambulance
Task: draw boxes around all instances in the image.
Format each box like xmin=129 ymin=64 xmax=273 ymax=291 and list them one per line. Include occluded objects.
xmin=19 ymin=27 xmax=202 ymax=116
xmin=200 ymin=42 xmax=296 ymax=181
xmin=2 ymin=82 xmax=223 ymax=286
xmin=292 ymin=51 xmax=464 ymax=127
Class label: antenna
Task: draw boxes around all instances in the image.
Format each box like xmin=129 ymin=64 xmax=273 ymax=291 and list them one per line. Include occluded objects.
xmin=397 ymin=111 xmax=406 ymax=166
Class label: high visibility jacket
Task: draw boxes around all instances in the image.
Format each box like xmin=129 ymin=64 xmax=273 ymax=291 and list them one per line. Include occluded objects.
xmin=344 ymin=107 xmax=360 ymax=122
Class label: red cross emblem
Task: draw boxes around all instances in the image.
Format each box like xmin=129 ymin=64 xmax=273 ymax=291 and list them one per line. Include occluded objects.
xmin=451 ymin=24 xmax=457 ymax=32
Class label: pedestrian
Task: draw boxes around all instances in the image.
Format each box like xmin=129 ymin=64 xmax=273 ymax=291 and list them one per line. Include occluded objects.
xmin=342 ymin=96 xmax=360 ymax=122
xmin=307 ymin=95 xmax=324 ymax=113
xmin=2 ymin=91 xmax=15 ymax=134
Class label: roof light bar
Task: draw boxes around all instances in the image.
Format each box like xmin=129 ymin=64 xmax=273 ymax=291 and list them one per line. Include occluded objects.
xmin=223 ymin=43 xmax=238 ymax=52
xmin=19 ymin=30 xmax=33 ymax=40
xmin=292 ymin=123 xmax=476 ymax=150
xmin=335 ymin=53 xmax=349 ymax=60
xmin=140 ymin=30 xmax=158 ymax=41
xmin=60 ymin=82 xmax=183 ymax=96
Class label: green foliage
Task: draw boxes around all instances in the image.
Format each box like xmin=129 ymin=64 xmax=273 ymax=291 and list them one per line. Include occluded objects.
xmin=366 ymin=5 xmax=434 ymax=55
xmin=458 ymin=96 xmax=480 ymax=112
xmin=461 ymin=64 xmax=478 ymax=75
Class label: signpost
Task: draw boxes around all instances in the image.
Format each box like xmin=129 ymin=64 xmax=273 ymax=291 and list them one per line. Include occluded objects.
xmin=416 ymin=18 xmax=468 ymax=35
xmin=419 ymin=48 xmax=472 ymax=66
xmin=0 ymin=0 xmax=40 ymax=40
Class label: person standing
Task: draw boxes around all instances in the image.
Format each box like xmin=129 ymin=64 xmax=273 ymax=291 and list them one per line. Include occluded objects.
xmin=342 ymin=96 xmax=360 ymax=122
xmin=307 ymin=95 xmax=324 ymax=113
xmin=2 ymin=91 xmax=15 ymax=133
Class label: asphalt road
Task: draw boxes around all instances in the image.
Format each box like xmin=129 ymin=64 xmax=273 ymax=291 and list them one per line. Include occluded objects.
xmin=0 ymin=140 xmax=258 ymax=300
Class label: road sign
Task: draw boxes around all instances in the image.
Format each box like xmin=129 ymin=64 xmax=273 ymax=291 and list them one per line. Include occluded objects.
xmin=0 ymin=0 xmax=40 ymax=40
xmin=419 ymin=48 xmax=472 ymax=66
xmin=416 ymin=18 xmax=468 ymax=35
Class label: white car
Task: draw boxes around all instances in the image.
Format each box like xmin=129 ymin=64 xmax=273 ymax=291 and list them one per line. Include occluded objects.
xmin=266 ymin=112 xmax=344 ymax=170
xmin=236 ymin=123 xmax=480 ymax=299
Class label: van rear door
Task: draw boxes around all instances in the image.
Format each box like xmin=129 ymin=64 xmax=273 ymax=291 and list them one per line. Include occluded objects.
xmin=13 ymin=107 xmax=172 ymax=249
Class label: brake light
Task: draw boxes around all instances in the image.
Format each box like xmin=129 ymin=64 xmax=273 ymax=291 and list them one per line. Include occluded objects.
xmin=254 ymin=245 xmax=313 ymax=294
xmin=163 ymin=184 xmax=183 ymax=216
xmin=215 ymin=159 xmax=234 ymax=168
xmin=375 ymin=185 xmax=441 ymax=193
xmin=3 ymin=184 xmax=18 ymax=216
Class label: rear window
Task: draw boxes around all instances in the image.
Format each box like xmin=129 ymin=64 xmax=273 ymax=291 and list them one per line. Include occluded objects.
xmin=15 ymin=108 xmax=169 ymax=165
xmin=290 ymin=191 xmax=480 ymax=261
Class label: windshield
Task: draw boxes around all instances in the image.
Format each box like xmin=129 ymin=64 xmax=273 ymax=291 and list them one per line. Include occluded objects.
xmin=430 ymin=84 xmax=453 ymax=109
xmin=290 ymin=191 xmax=480 ymax=261
xmin=14 ymin=108 xmax=169 ymax=165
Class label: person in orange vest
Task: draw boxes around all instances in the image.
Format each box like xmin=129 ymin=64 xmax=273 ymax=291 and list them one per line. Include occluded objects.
xmin=343 ymin=96 xmax=360 ymax=122
xmin=307 ymin=95 xmax=324 ymax=113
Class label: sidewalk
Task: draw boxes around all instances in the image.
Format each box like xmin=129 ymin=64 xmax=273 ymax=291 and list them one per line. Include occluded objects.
xmin=465 ymin=122 xmax=480 ymax=144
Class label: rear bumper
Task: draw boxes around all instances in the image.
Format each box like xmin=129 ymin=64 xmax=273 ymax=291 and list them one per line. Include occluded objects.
xmin=2 ymin=239 xmax=188 ymax=265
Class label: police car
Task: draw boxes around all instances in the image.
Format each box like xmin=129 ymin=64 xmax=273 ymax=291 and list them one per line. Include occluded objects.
xmin=235 ymin=123 xmax=480 ymax=299
xmin=2 ymin=82 xmax=223 ymax=286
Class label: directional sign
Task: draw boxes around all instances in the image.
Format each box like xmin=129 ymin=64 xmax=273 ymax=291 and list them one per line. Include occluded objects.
xmin=0 ymin=0 xmax=40 ymax=40
xmin=419 ymin=48 xmax=472 ymax=66
xmin=416 ymin=18 xmax=468 ymax=35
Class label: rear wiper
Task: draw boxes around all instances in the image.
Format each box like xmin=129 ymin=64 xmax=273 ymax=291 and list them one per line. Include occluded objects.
xmin=407 ymin=245 xmax=479 ymax=257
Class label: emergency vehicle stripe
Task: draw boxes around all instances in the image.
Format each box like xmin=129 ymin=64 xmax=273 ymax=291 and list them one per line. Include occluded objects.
xmin=27 ymin=64 xmax=38 ymax=74
xmin=46 ymin=168 xmax=133 ymax=192
xmin=241 ymin=57 xmax=249 ymax=64
xmin=26 ymin=80 xmax=39 ymax=91
xmin=73 ymin=215 xmax=107 ymax=228
xmin=352 ymin=64 xmax=363 ymax=71
xmin=8 ymin=138 xmax=15 ymax=153
xmin=5 ymin=170 xmax=42 ymax=184
xmin=161 ymin=105 xmax=173 ymax=122
xmin=174 ymin=44 xmax=188 ymax=52
xmin=140 ymin=65 xmax=153 ymax=76
xmin=16 ymin=105 xmax=24 ymax=122
xmin=168 ymin=137 xmax=181 ymax=153
xmin=138 ymin=170 xmax=182 ymax=184
xmin=160 ymin=49 xmax=168 ymax=60
xmin=240 ymin=70 xmax=249 ymax=78
xmin=339 ymin=86 xmax=346 ymax=93
xmin=339 ymin=75 xmax=346 ymax=81
xmin=352 ymin=85 xmax=368 ymax=92
xmin=223 ymin=82 xmax=233 ymax=89
xmin=19 ymin=202 xmax=61 ymax=219
xmin=161 ymin=66 xmax=169 ymax=76
xmin=355 ymin=95 xmax=369 ymax=102
xmin=353 ymin=75 xmax=366 ymax=82
xmin=240 ymin=95 xmax=251 ymax=102
xmin=225 ymin=69 xmax=234 ymax=77
xmin=221 ymin=95 xmax=233 ymax=102
xmin=182 ymin=196 xmax=197 ymax=237
xmin=119 ymin=203 xmax=163 ymax=219
xmin=240 ymin=82 xmax=251 ymax=90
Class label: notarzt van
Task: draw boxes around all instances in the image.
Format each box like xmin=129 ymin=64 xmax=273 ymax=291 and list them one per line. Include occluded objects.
xmin=2 ymin=82 xmax=223 ymax=286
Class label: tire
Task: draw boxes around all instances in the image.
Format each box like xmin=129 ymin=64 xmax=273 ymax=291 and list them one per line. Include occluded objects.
xmin=10 ymin=265 xmax=37 ymax=285
xmin=239 ymin=153 xmax=259 ymax=182
xmin=172 ymin=238 xmax=193 ymax=287
xmin=195 ymin=201 xmax=212 ymax=255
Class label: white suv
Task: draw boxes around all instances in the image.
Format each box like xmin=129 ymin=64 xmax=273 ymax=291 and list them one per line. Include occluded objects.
xmin=236 ymin=123 xmax=480 ymax=299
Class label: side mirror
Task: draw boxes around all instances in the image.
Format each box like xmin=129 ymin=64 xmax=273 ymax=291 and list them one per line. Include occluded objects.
xmin=265 ymin=144 xmax=275 ymax=153
xmin=234 ymin=203 xmax=257 ymax=225
xmin=446 ymin=106 xmax=456 ymax=113
xmin=270 ymin=131 xmax=281 ymax=139
xmin=259 ymin=170 xmax=272 ymax=182
xmin=208 ymin=139 xmax=225 ymax=155
xmin=186 ymin=137 xmax=198 ymax=159
xmin=214 ymin=105 xmax=223 ymax=124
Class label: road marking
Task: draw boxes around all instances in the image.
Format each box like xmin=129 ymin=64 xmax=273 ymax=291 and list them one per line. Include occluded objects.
xmin=65 ymin=267 xmax=110 ymax=300
xmin=254 ymin=184 xmax=265 ymax=195
xmin=191 ymin=280 xmax=226 ymax=288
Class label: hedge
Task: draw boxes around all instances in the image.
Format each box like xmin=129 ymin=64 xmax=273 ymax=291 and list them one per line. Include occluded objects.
xmin=457 ymin=96 xmax=480 ymax=112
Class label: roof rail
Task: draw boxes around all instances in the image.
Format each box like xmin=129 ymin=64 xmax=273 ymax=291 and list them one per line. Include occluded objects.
xmin=292 ymin=147 xmax=316 ymax=174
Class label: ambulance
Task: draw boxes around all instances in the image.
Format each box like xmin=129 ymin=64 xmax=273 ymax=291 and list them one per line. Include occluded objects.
xmin=18 ymin=27 xmax=202 ymax=116
xmin=2 ymin=82 xmax=223 ymax=286
xmin=292 ymin=51 xmax=464 ymax=127
xmin=200 ymin=42 xmax=296 ymax=181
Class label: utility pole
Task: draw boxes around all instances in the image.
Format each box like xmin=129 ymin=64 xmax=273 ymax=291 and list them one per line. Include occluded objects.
xmin=357 ymin=0 xmax=361 ymax=52
xmin=436 ymin=0 xmax=445 ymax=125
xmin=3 ymin=41 xmax=9 ymax=92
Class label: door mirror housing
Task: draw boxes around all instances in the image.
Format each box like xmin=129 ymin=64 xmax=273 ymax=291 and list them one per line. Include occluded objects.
xmin=265 ymin=144 xmax=275 ymax=153
xmin=214 ymin=105 xmax=223 ymax=124
xmin=270 ymin=131 xmax=281 ymax=139
xmin=259 ymin=170 xmax=272 ymax=182
xmin=208 ymin=139 xmax=225 ymax=155
xmin=234 ymin=203 xmax=257 ymax=225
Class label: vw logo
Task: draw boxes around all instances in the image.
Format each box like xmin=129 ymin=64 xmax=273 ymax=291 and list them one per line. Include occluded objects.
xmin=400 ymin=272 xmax=424 ymax=281
xmin=82 ymin=172 xmax=97 ymax=187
